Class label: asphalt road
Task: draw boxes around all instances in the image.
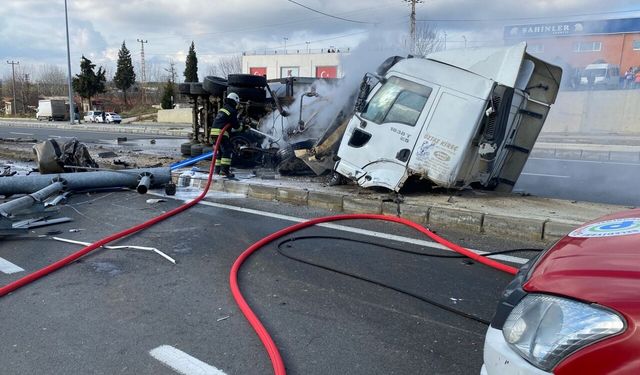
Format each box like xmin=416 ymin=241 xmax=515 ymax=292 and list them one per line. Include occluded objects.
xmin=0 ymin=122 xmax=182 ymax=142
xmin=0 ymin=190 xmax=539 ymax=375
xmin=2 ymin=121 xmax=636 ymax=206
xmin=517 ymin=157 xmax=640 ymax=206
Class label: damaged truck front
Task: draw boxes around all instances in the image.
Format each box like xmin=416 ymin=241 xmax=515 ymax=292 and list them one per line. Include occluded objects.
xmin=333 ymin=42 xmax=562 ymax=192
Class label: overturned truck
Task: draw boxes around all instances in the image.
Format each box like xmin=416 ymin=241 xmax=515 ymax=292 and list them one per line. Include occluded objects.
xmin=183 ymin=42 xmax=562 ymax=193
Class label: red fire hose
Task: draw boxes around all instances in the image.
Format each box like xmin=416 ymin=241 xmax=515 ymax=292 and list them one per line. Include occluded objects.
xmin=229 ymin=214 xmax=517 ymax=375
xmin=1 ymin=121 xmax=518 ymax=375
xmin=0 ymin=124 xmax=232 ymax=297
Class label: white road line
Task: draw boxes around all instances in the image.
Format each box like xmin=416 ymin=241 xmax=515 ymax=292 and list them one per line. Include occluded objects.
xmin=529 ymin=157 xmax=640 ymax=167
xmin=153 ymin=193 xmax=528 ymax=265
xmin=150 ymin=345 xmax=227 ymax=375
xmin=0 ymin=257 xmax=25 ymax=274
xmin=9 ymin=131 xmax=33 ymax=136
xmin=521 ymin=172 xmax=570 ymax=178
xmin=48 ymin=135 xmax=62 ymax=138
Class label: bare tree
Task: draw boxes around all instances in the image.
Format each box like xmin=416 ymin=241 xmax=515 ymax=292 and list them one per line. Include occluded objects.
xmin=215 ymin=55 xmax=242 ymax=77
xmin=205 ymin=63 xmax=219 ymax=77
xmin=411 ymin=24 xmax=444 ymax=56
xmin=37 ymin=64 xmax=67 ymax=97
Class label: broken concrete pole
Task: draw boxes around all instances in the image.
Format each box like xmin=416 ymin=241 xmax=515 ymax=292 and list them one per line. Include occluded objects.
xmin=0 ymin=168 xmax=171 ymax=196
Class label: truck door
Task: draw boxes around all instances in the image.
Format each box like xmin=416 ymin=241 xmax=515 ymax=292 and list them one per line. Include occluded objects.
xmin=336 ymin=75 xmax=438 ymax=190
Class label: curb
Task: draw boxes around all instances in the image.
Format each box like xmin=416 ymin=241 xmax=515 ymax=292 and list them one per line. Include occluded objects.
xmin=173 ymin=173 xmax=585 ymax=243
xmin=531 ymin=147 xmax=640 ymax=163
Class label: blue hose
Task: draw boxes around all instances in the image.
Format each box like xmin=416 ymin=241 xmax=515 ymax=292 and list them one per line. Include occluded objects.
xmin=170 ymin=150 xmax=214 ymax=170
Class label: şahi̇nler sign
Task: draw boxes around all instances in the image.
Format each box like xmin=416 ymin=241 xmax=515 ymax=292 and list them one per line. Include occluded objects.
xmin=504 ymin=17 xmax=640 ymax=39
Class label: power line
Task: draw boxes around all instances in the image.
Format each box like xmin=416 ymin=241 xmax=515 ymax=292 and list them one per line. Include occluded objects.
xmin=286 ymin=0 xmax=373 ymax=24
xmin=417 ymin=8 xmax=640 ymax=23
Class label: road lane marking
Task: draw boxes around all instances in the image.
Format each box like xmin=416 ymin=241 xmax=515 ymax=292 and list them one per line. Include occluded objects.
xmin=153 ymin=193 xmax=528 ymax=265
xmin=521 ymin=172 xmax=570 ymax=178
xmin=9 ymin=131 xmax=33 ymax=136
xmin=0 ymin=257 xmax=25 ymax=274
xmin=48 ymin=135 xmax=62 ymax=138
xmin=150 ymin=345 xmax=227 ymax=375
xmin=529 ymin=157 xmax=640 ymax=167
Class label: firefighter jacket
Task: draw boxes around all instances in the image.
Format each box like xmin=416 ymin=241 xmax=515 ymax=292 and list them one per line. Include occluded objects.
xmin=211 ymin=102 xmax=240 ymax=137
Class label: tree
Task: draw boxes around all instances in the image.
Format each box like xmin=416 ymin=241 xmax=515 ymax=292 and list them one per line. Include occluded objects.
xmin=183 ymin=41 xmax=198 ymax=82
xmin=215 ymin=55 xmax=242 ymax=77
xmin=160 ymin=80 xmax=175 ymax=109
xmin=411 ymin=24 xmax=444 ymax=56
xmin=72 ymin=56 xmax=106 ymax=108
xmin=113 ymin=41 xmax=136 ymax=106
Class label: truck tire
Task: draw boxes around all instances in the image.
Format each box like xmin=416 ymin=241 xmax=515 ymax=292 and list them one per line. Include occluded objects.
xmin=227 ymin=86 xmax=266 ymax=102
xmin=203 ymin=76 xmax=227 ymax=97
xmin=190 ymin=82 xmax=206 ymax=96
xmin=190 ymin=143 xmax=204 ymax=157
xmin=180 ymin=142 xmax=193 ymax=156
xmin=178 ymin=83 xmax=191 ymax=95
xmin=228 ymin=74 xmax=267 ymax=88
xmin=275 ymin=140 xmax=315 ymax=175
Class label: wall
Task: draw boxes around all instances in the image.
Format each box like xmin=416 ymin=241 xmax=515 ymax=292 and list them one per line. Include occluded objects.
xmin=524 ymin=33 xmax=640 ymax=69
xmin=543 ymin=90 xmax=640 ymax=134
xmin=242 ymin=52 xmax=343 ymax=79
xmin=157 ymin=108 xmax=192 ymax=123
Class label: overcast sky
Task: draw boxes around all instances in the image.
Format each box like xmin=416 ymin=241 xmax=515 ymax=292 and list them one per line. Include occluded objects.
xmin=1 ymin=0 xmax=639 ymax=81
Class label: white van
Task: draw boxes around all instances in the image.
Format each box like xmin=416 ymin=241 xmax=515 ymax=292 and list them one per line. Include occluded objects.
xmin=334 ymin=43 xmax=562 ymax=192
xmin=579 ymin=63 xmax=620 ymax=89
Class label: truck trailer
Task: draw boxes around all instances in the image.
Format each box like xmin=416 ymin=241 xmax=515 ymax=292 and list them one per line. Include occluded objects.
xmin=36 ymin=99 xmax=68 ymax=121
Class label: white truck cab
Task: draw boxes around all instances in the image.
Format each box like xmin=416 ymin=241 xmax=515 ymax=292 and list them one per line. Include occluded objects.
xmin=335 ymin=43 xmax=562 ymax=192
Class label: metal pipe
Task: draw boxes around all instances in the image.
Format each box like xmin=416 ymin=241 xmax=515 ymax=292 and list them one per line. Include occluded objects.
xmin=0 ymin=181 xmax=65 ymax=217
xmin=136 ymin=174 xmax=152 ymax=194
xmin=0 ymin=168 xmax=171 ymax=196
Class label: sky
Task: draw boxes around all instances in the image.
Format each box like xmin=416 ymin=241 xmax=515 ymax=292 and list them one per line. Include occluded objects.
xmin=1 ymin=0 xmax=639 ymax=81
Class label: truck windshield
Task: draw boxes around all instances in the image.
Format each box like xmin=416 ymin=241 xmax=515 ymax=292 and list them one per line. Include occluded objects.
xmin=361 ymin=76 xmax=432 ymax=127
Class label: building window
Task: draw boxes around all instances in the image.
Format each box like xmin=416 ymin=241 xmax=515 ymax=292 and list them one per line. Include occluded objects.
xmin=573 ymin=41 xmax=602 ymax=52
xmin=633 ymin=40 xmax=640 ymax=50
xmin=527 ymin=44 xmax=544 ymax=53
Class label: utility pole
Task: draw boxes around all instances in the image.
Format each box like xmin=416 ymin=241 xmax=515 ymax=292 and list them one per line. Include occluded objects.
xmin=64 ymin=0 xmax=75 ymax=124
xmin=6 ymin=60 xmax=18 ymax=115
xmin=137 ymin=38 xmax=148 ymax=104
xmin=283 ymin=37 xmax=288 ymax=54
xmin=404 ymin=0 xmax=423 ymax=53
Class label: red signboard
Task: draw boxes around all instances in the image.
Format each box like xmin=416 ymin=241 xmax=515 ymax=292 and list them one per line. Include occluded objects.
xmin=249 ymin=67 xmax=267 ymax=77
xmin=315 ymin=66 xmax=337 ymax=78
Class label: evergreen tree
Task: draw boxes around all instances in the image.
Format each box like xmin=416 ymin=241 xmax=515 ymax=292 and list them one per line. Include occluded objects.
xmin=160 ymin=80 xmax=175 ymax=109
xmin=113 ymin=41 xmax=136 ymax=106
xmin=72 ymin=56 xmax=106 ymax=108
xmin=183 ymin=41 xmax=198 ymax=82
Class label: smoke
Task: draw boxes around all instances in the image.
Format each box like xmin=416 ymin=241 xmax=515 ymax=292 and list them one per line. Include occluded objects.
xmin=258 ymin=29 xmax=408 ymax=147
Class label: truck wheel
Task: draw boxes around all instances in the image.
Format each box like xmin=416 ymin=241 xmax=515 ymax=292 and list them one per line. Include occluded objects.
xmin=178 ymin=83 xmax=191 ymax=95
xmin=203 ymin=76 xmax=227 ymax=97
xmin=180 ymin=142 xmax=193 ymax=155
xmin=228 ymin=74 xmax=267 ymax=88
xmin=190 ymin=143 xmax=204 ymax=157
xmin=227 ymin=86 xmax=266 ymax=102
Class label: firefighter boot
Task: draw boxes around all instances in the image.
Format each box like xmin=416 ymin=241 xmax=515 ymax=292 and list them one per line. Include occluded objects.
xmin=220 ymin=165 xmax=235 ymax=179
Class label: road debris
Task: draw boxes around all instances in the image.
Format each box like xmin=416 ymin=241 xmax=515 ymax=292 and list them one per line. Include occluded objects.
xmin=51 ymin=237 xmax=176 ymax=264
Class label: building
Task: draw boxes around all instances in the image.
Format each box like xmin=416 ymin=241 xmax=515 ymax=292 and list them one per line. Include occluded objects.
xmin=504 ymin=17 xmax=640 ymax=72
xmin=241 ymin=48 xmax=347 ymax=79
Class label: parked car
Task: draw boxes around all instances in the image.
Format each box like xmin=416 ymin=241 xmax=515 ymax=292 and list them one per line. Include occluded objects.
xmin=105 ymin=112 xmax=122 ymax=124
xmin=482 ymin=209 xmax=640 ymax=374
xmin=83 ymin=110 xmax=104 ymax=123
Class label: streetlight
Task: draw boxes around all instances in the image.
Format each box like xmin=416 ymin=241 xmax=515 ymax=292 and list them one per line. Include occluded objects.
xmin=443 ymin=31 xmax=447 ymax=50
xmin=64 ymin=0 xmax=75 ymax=124
xmin=306 ymin=41 xmax=310 ymax=53
xmin=283 ymin=37 xmax=288 ymax=54
xmin=462 ymin=35 xmax=467 ymax=49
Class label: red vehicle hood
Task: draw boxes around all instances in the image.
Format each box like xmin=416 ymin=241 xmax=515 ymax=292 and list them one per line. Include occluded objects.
xmin=524 ymin=209 xmax=640 ymax=319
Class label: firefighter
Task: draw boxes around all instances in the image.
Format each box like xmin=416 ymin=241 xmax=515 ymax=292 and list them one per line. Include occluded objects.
xmin=210 ymin=92 xmax=241 ymax=177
